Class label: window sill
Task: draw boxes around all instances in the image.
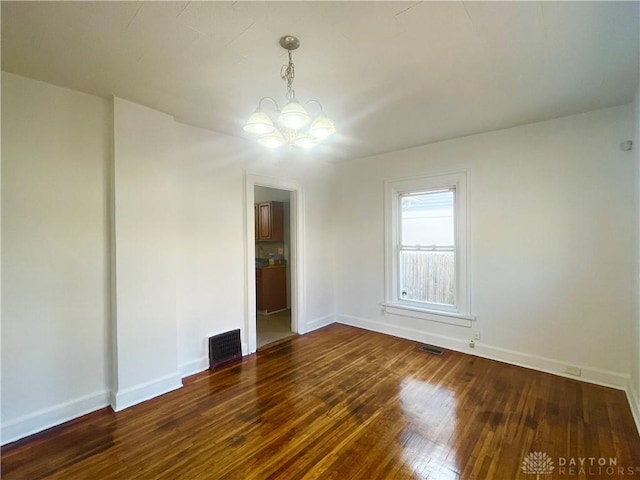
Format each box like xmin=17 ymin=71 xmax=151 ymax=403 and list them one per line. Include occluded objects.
xmin=381 ymin=303 xmax=475 ymax=327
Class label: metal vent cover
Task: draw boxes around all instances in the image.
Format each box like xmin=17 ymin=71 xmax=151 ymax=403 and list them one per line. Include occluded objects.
xmin=209 ymin=329 xmax=242 ymax=370
xmin=419 ymin=344 xmax=444 ymax=356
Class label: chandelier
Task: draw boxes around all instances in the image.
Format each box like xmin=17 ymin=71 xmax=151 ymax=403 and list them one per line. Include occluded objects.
xmin=243 ymin=35 xmax=336 ymax=149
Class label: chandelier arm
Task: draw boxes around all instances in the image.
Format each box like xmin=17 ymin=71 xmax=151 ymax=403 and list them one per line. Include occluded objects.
xmin=258 ymin=97 xmax=281 ymax=113
xmin=304 ymin=100 xmax=325 ymax=116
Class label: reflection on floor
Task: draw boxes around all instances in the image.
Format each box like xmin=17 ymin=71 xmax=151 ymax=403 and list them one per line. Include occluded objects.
xmin=257 ymin=308 xmax=293 ymax=348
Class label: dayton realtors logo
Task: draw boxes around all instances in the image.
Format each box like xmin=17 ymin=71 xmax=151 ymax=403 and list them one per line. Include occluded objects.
xmin=556 ymin=456 xmax=639 ymax=476
xmin=521 ymin=451 xmax=554 ymax=479
xmin=522 ymin=451 xmax=640 ymax=477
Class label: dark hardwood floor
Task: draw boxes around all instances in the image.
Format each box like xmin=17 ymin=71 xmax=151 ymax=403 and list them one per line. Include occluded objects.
xmin=2 ymin=324 xmax=639 ymax=479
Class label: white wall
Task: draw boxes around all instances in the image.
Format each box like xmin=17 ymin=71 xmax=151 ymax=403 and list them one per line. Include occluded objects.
xmin=110 ymin=98 xmax=182 ymax=410
xmin=255 ymin=186 xmax=291 ymax=203
xmin=172 ymin=123 xmax=253 ymax=375
xmin=632 ymin=84 xmax=640 ymax=427
xmin=1 ymin=72 xmax=111 ymax=442
xmin=334 ymin=104 xmax=637 ymax=388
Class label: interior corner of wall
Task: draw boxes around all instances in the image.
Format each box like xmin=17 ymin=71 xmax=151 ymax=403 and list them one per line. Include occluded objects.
xmin=626 ymin=381 xmax=640 ymax=436
xmin=112 ymin=372 xmax=182 ymax=412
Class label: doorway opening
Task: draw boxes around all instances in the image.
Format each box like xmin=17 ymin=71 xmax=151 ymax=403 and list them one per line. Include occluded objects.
xmin=244 ymin=173 xmax=303 ymax=355
xmin=254 ymin=186 xmax=294 ymax=348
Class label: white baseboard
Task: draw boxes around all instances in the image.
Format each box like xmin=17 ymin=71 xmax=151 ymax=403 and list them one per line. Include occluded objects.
xmin=337 ymin=314 xmax=629 ymax=391
xmin=111 ymin=372 xmax=182 ymax=412
xmin=627 ymin=383 xmax=640 ymax=436
xmin=182 ymin=342 xmax=251 ymax=378
xmin=302 ymin=313 xmax=335 ymax=334
xmin=1 ymin=390 xmax=110 ymax=446
xmin=180 ymin=357 xmax=209 ymax=378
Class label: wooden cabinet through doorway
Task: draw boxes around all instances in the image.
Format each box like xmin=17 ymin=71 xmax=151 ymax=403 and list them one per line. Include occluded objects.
xmin=255 ymin=201 xmax=284 ymax=242
xmin=256 ymin=266 xmax=287 ymax=313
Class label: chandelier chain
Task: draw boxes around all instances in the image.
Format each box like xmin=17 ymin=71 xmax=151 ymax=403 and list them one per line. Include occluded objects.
xmin=280 ymin=50 xmax=296 ymax=100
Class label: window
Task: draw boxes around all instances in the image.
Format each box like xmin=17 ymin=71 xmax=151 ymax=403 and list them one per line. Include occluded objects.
xmin=384 ymin=171 xmax=473 ymax=326
xmin=399 ymin=189 xmax=455 ymax=306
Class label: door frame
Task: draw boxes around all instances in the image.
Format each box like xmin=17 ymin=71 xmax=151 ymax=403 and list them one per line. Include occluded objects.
xmin=244 ymin=172 xmax=304 ymax=354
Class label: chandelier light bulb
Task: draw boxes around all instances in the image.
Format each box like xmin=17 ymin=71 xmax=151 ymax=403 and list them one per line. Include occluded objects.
xmin=309 ymin=114 xmax=336 ymax=140
xmin=294 ymin=134 xmax=317 ymax=149
xmin=243 ymin=35 xmax=336 ymax=149
xmin=258 ymin=131 xmax=286 ymax=149
xmin=244 ymin=110 xmax=275 ymax=135
xmin=278 ymin=99 xmax=310 ymax=130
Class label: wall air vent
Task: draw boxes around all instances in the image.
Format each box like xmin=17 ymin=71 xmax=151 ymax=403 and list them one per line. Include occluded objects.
xmin=209 ymin=329 xmax=242 ymax=370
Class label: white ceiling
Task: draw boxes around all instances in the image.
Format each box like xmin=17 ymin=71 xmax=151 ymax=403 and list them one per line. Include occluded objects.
xmin=2 ymin=1 xmax=639 ymax=161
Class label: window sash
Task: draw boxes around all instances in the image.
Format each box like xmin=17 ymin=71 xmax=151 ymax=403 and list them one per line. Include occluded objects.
xmin=397 ymin=250 xmax=457 ymax=308
xmin=398 ymin=188 xmax=455 ymax=248
xmin=398 ymin=245 xmax=454 ymax=252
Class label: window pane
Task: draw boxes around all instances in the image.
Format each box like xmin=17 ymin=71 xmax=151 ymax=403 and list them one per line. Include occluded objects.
xmin=400 ymin=191 xmax=454 ymax=246
xmin=399 ymin=250 xmax=455 ymax=305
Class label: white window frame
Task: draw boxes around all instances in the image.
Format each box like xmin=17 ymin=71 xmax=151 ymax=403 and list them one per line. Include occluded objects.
xmin=383 ymin=171 xmax=474 ymax=327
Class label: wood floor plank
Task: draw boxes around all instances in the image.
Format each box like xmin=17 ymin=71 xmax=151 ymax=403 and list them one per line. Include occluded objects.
xmin=2 ymin=324 xmax=639 ymax=479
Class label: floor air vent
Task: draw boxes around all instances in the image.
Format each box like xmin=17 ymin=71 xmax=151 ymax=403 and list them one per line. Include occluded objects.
xmin=419 ymin=344 xmax=444 ymax=356
xmin=209 ymin=329 xmax=242 ymax=370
